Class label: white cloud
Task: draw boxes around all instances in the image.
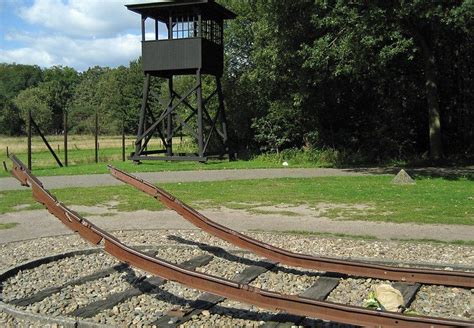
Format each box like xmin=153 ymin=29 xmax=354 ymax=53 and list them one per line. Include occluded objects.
xmin=1 ymin=0 xmax=165 ymax=70
xmin=0 ymin=32 xmax=143 ymax=71
xmin=19 ymin=0 xmax=141 ymax=38
xmin=0 ymin=47 xmax=55 ymax=67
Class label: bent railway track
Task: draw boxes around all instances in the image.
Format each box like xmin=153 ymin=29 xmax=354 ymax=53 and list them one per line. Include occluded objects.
xmin=8 ymin=155 xmax=474 ymax=327
xmin=108 ymin=166 xmax=474 ymax=289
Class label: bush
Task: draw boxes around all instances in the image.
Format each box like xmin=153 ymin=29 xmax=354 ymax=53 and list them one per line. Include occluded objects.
xmin=254 ymin=148 xmax=345 ymax=167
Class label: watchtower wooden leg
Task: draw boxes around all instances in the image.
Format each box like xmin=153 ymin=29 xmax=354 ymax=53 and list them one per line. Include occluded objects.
xmin=134 ymin=73 xmax=151 ymax=162
xmin=166 ymin=77 xmax=173 ymax=156
xmin=197 ymin=69 xmax=204 ymax=158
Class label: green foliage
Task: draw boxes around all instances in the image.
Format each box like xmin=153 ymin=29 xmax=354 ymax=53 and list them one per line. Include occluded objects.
xmin=252 ymin=101 xmax=299 ymax=153
xmin=14 ymin=85 xmax=53 ymax=129
xmin=221 ymin=0 xmax=473 ymax=161
xmin=255 ymin=148 xmax=344 ymax=167
xmin=68 ymin=60 xmax=148 ymax=135
xmin=43 ymin=66 xmax=79 ymax=132
xmin=0 ymin=64 xmax=43 ymax=135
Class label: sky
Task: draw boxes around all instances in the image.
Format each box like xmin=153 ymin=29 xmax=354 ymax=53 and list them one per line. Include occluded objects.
xmin=0 ymin=0 xmax=167 ymax=71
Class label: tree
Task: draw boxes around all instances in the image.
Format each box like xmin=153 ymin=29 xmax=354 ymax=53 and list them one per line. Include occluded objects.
xmin=299 ymin=1 xmax=473 ymax=160
xmin=0 ymin=64 xmax=43 ymax=135
xmin=69 ymin=66 xmax=109 ymax=134
xmin=13 ymin=85 xmax=53 ymax=131
xmin=41 ymin=66 xmax=79 ymax=133
xmin=384 ymin=1 xmax=473 ymax=158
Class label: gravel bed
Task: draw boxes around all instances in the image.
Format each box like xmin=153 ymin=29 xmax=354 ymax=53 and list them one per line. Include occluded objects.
xmin=91 ymin=292 xmax=166 ymax=326
xmin=23 ymin=270 xmax=135 ymax=316
xmin=153 ymin=246 xmax=208 ymax=264
xmin=0 ymin=235 xmax=91 ymax=270
xmin=326 ymin=278 xmax=391 ymax=307
xmin=251 ymin=264 xmax=322 ymax=295
xmin=91 ymin=281 xmax=201 ymax=326
xmin=3 ymin=252 xmax=118 ymax=302
xmin=195 ymin=251 xmax=260 ymax=280
xmin=409 ymin=285 xmax=473 ymax=320
xmin=112 ymin=230 xmax=474 ymax=267
xmin=2 ymin=230 xmax=473 ymax=271
xmin=1 ymin=229 xmax=473 ymax=327
xmin=0 ymin=311 xmax=63 ymax=328
xmin=326 ymin=279 xmax=473 ymax=321
xmin=182 ymin=299 xmax=275 ymax=327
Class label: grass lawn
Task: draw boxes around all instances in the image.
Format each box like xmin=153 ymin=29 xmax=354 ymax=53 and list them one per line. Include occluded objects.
xmin=1 ymin=176 xmax=472 ymax=225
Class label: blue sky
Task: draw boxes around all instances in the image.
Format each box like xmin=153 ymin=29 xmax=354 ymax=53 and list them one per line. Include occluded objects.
xmin=0 ymin=0 xmax=166 ymax=71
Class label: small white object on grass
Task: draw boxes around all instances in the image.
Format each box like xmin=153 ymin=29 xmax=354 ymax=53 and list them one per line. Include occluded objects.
xmin=282 ymin=161 xmax=289 ymax=166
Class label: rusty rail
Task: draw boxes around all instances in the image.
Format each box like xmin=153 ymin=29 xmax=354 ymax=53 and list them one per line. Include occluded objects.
xmin=109 ymin=166 xmax=474 ymax=289
xmin=8 ymin=155 xmax=473 ymax=327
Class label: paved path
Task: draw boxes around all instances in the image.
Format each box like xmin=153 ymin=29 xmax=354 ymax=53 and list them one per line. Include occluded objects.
xmin=0 ymin=168 xmax=373 ymax=191
xmin=1 ymin=207 xmax=473 ymax=244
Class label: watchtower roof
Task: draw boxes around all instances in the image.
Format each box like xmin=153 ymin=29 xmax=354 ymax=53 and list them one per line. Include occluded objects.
xmin=126 ymin=0 xmax=236 ymax=22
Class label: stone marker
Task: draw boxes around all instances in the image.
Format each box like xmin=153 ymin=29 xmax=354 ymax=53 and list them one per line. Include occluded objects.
xmin=392 ymin=169 xmax=415 ymax=185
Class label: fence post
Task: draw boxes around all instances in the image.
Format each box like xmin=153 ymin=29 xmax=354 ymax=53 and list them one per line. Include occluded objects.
xmin=64 ymin=110 xmax=68 ymax=166
xmin=95 ymin=110 xmax=99 ymax=163
xmin=28 ymin=109 xmax=32 ymax=170
xmin=122 ymin=119 xmax=126 ymax=162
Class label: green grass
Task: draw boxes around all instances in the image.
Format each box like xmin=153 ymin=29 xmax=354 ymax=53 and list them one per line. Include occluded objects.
xmin=1 ymin=176 xmax=472 ymax=225
xmin=0 ymin=222 xmax=18 ymax=230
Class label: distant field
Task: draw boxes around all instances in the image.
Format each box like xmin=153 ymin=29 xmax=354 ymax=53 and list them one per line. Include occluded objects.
xmin=0 ymin=134 xmax=195 ymax=159
xmin=0 ymin=134 xmax=137 ymax=153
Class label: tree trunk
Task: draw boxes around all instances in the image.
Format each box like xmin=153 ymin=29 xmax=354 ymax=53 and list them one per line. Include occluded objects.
xmin=415 ymin=30 xmax=443 ymax=159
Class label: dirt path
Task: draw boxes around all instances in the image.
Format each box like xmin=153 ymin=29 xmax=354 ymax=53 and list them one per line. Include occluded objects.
xmin=1 ymin=206 xmax=473 ymax=244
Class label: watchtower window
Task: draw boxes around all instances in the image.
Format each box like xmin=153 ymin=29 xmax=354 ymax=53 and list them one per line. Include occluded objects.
xmin=172 ymin=15 xmax=198 ymax=39
xmin=201 ymin=19 xmax=222 ymax=45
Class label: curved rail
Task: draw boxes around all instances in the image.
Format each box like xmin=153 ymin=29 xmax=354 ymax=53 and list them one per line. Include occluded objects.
xmin=8 ymin=156 xmax=473 ymax=327
xmin=108 ymin=166 xmax=474 ymax=289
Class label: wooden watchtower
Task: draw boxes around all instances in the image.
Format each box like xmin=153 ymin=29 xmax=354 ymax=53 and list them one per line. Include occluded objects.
xmin=126 ymin=0 xmax=236 ymax=162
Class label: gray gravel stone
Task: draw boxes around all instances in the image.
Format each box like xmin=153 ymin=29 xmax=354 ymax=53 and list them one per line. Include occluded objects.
xmin=251 ymin=264 xmax=322 ymax=295
xmin=409 ymin=285 xmax=473 ymax=320
xmin=3 ymin=252 xmax=118 ymax=302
